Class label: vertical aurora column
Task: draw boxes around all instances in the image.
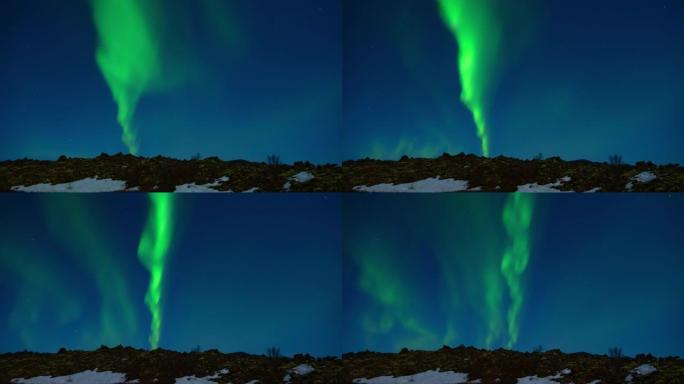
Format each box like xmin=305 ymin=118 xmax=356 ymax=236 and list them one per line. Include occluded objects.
xmin=437 ymin=0 xmax=501 ymax=157
xmin=500 ymin=193 xmax=533 ymax=348
xmin=91 ymin=0 xmax=163 ymax=154
xmin=137 ymin=193 xmax=175 ymax=349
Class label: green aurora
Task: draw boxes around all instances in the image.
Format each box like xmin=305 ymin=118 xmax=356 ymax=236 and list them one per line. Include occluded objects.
xmin=437 ymin=0 xmax=501 ymax=157
xmin=137 ymin=194 xmax=175 ymax=349
xmin=43 ymin=197 xmax=138 ymax=346
xmin=91 ymin=0 xmax=165 ymax=155
xmin=346 ymin=195 xmax=534 ymax=350
xmin=500 ymin=193 xmax=534 ymax=348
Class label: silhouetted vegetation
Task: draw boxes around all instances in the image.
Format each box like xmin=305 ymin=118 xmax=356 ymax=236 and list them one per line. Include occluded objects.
xmin=609 ymin=154 xmax=623 ymax=166
xmin=266 ymin=154 xmax=282 ymax=166
xmin=609 ymin=346 xmax=624 ymax=359
xmin=267 ymin=346 xmax=281 ymax=359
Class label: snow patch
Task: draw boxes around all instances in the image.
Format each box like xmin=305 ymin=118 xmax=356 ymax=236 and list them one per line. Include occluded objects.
xmin=516 ymin=368 xmax=571 ymax=384
xmin=291 ymin=364 xmax=314 ymax=375
xmin=174 ymin=368 xmax=229 ymax=384
xmin=632 ymin=171 xmax=657 ymax=183
xmin=175 ymin=176 xmax=230 ymax=193
xmin=353 ymin=369 xmax=469 ymax=384
xmin=354 ymin=177 xmax=470 ymax=193
xmin=517 ymin=177 xmax=572 ymax=193
xmin=283 ymin=364 xmax=314 ymax=382
xmin=625 ymin=364 xmax=656 ymax=382
xmin=11 ymin=370 xmax=130 ymax=384
xmin=283 ymin=171 xmax=315 ymax=191
xmin=11 ymin=178 xmax=128 ymax=193
xmin=626 ymin=171 xmax=657 ymax=190
xmin=291 ymin=171 xmax=315 ymax=183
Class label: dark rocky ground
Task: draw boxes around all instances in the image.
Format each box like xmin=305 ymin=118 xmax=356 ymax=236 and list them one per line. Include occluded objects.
xmin=3 ymin=345 xmax=682 ymax=384
xmin=0 ymin=154 xmax=341 ymax=192
xmin=1 ymin=152 xmax=683 ymax=192
xmin=1 ymin=346 xmax=342 ymax=384
xmin=343 ymin=346 xmax=684 ymax=384
xmin=344 ymin=153 xmax=684 ymax=192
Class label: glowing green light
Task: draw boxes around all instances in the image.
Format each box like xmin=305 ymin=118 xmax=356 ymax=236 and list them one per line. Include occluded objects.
xmin=91 ymin=0 xmax=163 ymax=154
xmin=42 ymin=196 xmax=137 ymax=347
xmin=437 ymin=0 xmax=500 ymax=157
xmin=137 ymin=193 xmax=175 ymax=349
xmin=500 ymin=193 xmax=533 ymax=348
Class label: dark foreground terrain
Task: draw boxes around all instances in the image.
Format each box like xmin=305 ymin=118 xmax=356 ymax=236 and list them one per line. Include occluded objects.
xmin=1 ymin=345 xmax=341 ymax=383
xmin=1 ymin=153 xmax=683 ymax=192
xmin=344 ymin=346 xmax=684 ymax=383
xmin=344 ymin=153 xmax=684 ymax=192
xmin=3 ymin=345 xmax=682 ymax=384
xmin=0 ymin=154 xmax=341 ymax=192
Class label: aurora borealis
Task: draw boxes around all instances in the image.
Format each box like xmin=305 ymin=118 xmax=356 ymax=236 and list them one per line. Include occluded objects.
xmin=437 ymin=0 xmax=500 ymax=157
xmin=1 ymin=0 xmax=340 ymax=162
xmin=1 ymin=194 xmax=683 ymax=356
xmin=137 ymin=194 xmax=175 ymax=349
xmin=342 ymin=194 xmax=684 ymax=357
xmin=343 ymin=0 xmax=683 ymax=163
xmin=91 ymin=0 xmax=165 ymax=155
xmin=0 ymin=194 xmax=341 ymax=356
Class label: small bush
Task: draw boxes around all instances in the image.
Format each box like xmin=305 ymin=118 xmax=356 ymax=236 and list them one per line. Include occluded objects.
xmin=609 ymin=154 xmax=623 ymax=166
xmin=609 ymin=346 xmax=623 ymax=359
xmin=533 ymin=153 xmax=544 ymax=161
xmin=266 ymin=154 xmax=281 ymax=166
xmin=266 ymin=346 xmax=281 ymax=359
xmin=532 ymin=345 xmax=544 ymax=353
xmin=191 ymin=345 xmax=202 ymax=353
xmin=191 ymin=153 xmax=202 ymax=161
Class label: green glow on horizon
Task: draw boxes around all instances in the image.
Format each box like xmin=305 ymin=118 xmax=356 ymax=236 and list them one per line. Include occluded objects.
xmin=42 ymin=197 xmax=137 ymax=347
xmin=91 ymin=0 xmax=163 ymax=154
xmin=0 ymin=244 xmax=82 ymax=349
xmin=437 ymin=0 xmax=501 ymax=157
xmin=500 ymin=193 xmax=533 ymax=348
xmin=354 ymin=241 xmax=438 ymax=350
xmin=137 ymin=193 xmax=175 ymax=349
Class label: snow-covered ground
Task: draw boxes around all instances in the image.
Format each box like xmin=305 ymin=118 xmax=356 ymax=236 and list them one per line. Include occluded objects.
xmin=11 ymin=370 xmax=132 ymax=384
xmin=11 ymin=178 xmax=129 ymax=192
xmin=625 ymin=364 xmax=656 ymax=382
xmin=626 ymin=171 xmax=657 ymax=191
xmin=283 ymin=171 xmax=315 ymax=190
xmin=351 ymin=368 xmax=612 ymax=384
xmin=353 ymin=369 xmax=470 ymax=384
xmin=283 ymin=363 xmax=314 ymax=382
xmin=175 ymin=176 xmax=230 ymax=193
xmin=517 ymin=176 xmax=573 ymax=193
xmin=354 ymin=177 xmax=471 ymax=192
xmin=11 ymin=368 xmax=231 ymax=384
xmin=11 ymin=175 xmax=239 ymax=193
xmin=353 ymin=176 xmax=596 ymax=193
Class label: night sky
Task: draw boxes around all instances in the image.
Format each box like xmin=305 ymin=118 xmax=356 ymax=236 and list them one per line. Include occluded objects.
xmin=0 ymin=194 xmax=341 ymax=356
xmin=0 ymin=0 xmax=340 ymax=163
xmin=342 ymin=194 xmax=684 ymax=357
xmin=344 ymin=0 xmax=683 ymax=163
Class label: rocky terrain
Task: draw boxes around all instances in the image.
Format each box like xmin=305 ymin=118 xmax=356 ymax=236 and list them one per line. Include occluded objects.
xmin=3 ymin=345 xmax=682 ymax=383
xmin=1 ymin=345 xmax=342 ymax=384
xmin=343 ymin=345 xmax=684 ymax=384
xmin=1 ymin=153 xmax=682 ymax=192
xmin=0 ymin=154 xmax=341 ymax=192
xmin=344 ymin=153 xmax=684 ymax=192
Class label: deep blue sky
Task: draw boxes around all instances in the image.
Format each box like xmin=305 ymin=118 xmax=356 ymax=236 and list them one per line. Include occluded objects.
xmin=343 ymin=194 xmax=684 ymax=357
xmin=0 ymin=0 xmax=340 ymax=163
xmin=343 ymin=0 xmax=683 ymax=164
xmin=0 ymin=194 xmax=341 ymax=356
